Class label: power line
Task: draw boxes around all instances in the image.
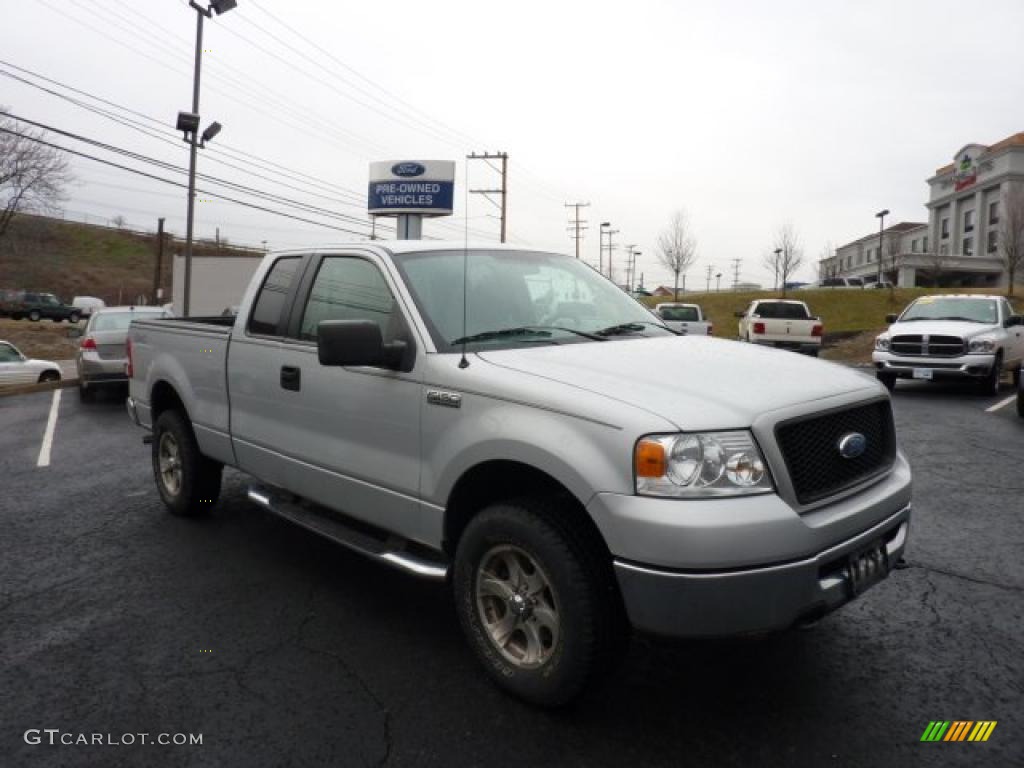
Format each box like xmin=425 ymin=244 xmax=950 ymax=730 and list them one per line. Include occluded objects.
xmin=564 ymin=202 xmax=589 ymax=260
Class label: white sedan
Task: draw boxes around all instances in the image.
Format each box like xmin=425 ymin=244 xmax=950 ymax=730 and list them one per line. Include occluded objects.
xmin=0 ymin=340 xmax=62 ymax=387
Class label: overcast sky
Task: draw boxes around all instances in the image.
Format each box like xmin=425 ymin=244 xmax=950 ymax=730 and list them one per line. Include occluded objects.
xmin=3 ymin=0 xmax=1023 ymax=288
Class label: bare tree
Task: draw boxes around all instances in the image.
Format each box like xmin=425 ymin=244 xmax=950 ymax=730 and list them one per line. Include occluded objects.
xmin=656 ymin=209 xmax=698 ymax=301
xmin=0 ymin=109 xmax=72 ymax=240
xmin=765 ymin=223 xmax=804 ymax=297
xmin=111 ymin=215 xmax=127 ymax=229
xmin=922 ymin=241 xmax=947 ymax=287
xmin=999 ymin=183 xmax=1024 ymax=296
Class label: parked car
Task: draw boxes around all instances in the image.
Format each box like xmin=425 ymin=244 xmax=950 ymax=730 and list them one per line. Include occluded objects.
xmin=0 ymin=340 xmax=61 ymax=387
xmin=8 ymin=292 xmax=81 ymax=323
xmin=71 ymin=296 xmax=106 ymax=317
xmin=654 ymin=302 xmax=712 ymax=335
xmin=127 ymin=242 xmax=911 ymax=706
xmin=736 ymin=299 xmax=823 ymax=355
xmin=872 ymin=294 xmax=1024 ymax=394
xmin=802 ymin=278 xmax=865 ymax=289
xmin=76 ymin=306 xmax=172 ymax=401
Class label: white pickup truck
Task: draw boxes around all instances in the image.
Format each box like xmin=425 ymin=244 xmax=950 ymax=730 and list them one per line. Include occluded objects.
xmin=126 ymin=242 xmax=911 ymax=706
xmin=872 ymin=294 xmax=1024 ymax=394
xmin=653 ymin=302 xmax=712 ymax=335
xmin=737 ymin=299 xmax=823 ymax=356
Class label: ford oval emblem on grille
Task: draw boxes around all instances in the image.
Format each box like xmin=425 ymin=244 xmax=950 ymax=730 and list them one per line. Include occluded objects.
xmin=391 ymin=162 xmax=426 ymax=177
xmin=837 ymin=432 xmax=867 ymax=460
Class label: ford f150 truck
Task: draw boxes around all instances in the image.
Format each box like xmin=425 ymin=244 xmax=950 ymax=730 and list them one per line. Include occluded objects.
xmin=736 ymin=299 xmax=823 ymax=355
xmin=127 ymin=242 xmax=911 ymax=706
xmin=653 ymin=302 xmax=712 ymax=335
xmin=872 ymin=294 xmax=1024 ymax=394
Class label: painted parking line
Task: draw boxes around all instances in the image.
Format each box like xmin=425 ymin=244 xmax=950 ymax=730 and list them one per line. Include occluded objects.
xmin=985 ymin=395 xmax=1016 ymax=413
xmin=36 ymin=389 xmax=62 ymax=467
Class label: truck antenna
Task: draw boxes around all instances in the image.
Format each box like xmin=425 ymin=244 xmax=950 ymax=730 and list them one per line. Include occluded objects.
xmin=459 ymin=157 xmax=470 ymax=369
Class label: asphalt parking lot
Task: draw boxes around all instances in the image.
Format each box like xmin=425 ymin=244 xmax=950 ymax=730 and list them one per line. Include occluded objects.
xmin=1 ymin=380 xmax=1021 ymax=767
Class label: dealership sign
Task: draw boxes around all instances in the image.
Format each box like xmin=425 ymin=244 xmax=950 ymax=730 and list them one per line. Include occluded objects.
xmin=368 ymin=160 xmax=455 ymax=216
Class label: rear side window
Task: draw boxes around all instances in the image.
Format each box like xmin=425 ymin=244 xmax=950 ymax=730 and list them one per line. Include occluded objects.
xmin=248 ymin=257 xmax=301 ymax=336
xmin=658 ymin=306 xmax=699 ymax=322
xmin=298 ymin=257 xmax=397 ymax=341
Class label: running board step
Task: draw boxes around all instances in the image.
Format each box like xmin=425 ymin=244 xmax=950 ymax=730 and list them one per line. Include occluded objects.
xmin=247 ymin=485 xmax=448 ymax=581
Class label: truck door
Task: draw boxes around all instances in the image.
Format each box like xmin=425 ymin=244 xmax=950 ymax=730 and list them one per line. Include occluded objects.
xmin=230 ymin=250 xmax=425 ymax=544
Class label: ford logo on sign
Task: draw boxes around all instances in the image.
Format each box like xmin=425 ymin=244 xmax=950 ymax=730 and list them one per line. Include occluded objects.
xmin=392 ymin=162 xmax=426 ymax=178
xmin=837 ymin=432 xmax=867 ymax=460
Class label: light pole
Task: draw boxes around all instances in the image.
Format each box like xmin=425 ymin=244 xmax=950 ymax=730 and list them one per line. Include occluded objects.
xmin=773 ymin=247 xmax=782 ymax=291
xmin=178 ymin=0 xmax=237 ymax=316
xmin=875 ymin=208 xmax=890 ymax=285
xmin=715 ymin=272 xmax=722 ymax=292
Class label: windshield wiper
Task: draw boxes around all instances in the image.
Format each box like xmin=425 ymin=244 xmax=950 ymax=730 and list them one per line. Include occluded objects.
xmin=593 ymin=321 xmax=672 ymax=337
xmin=450 ymin=325 xmax=606 ymax=345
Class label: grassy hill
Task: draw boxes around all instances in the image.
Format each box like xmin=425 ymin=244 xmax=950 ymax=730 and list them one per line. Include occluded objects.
xmin=0 ymin=213 xmax=260 ymax=305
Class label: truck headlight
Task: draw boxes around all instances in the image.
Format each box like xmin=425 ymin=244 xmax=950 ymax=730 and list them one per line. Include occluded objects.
xmin=968 ymin=338 xmax=996 ymax=353
xmin=635 ymin=431 xmax=773 ymax=497
xmin=874 ymin=336 xmax=891 ymax=351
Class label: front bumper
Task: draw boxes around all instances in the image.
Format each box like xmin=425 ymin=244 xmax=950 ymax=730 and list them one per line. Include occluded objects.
xmin=614 ymin=503 xmax=910 ymax=637
xmin=872 ymin=351 xmax=995 ymax=379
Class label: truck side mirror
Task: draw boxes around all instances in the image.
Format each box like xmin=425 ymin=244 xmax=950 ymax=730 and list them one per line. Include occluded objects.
xmin=1005 ymin=315 xmax=1024 ymax=327
xmin=885 ymin=313 xmax=898 ymax=324
xmin=317 ymin=320 xmax=408 ymax=371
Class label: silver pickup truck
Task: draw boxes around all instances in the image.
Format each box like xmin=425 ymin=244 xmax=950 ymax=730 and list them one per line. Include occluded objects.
xmin=127 ymin=242 xmax=912 ymax=706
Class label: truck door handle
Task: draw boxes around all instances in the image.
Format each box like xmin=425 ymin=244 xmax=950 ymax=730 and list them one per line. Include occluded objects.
xmin=280 ymin=365 xmax=301 ymax=391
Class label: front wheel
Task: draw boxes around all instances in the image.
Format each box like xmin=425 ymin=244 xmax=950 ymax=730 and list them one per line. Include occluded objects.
xmin=28 ymin=310 xmax=40 ymax=322
xmin=38 ymin=371 xmax=60 ymax=384
xmin=152 ymin=410 xmax=222 ymax=517
xmin=453 ymin=500 xmax=625 ymax=707
xmin=979 ymin=355 xmax=1002 ymax=397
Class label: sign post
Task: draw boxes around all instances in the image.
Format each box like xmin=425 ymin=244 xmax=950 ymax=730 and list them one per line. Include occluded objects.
xmin=368 ymin=160 xmax=456 ymax=240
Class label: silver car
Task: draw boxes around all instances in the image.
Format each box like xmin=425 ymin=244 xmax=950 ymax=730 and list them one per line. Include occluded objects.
xmin=77 ymin=306 xmax=171 ymax=401
xmin=0 ymin=341 xmax=61 ymax=387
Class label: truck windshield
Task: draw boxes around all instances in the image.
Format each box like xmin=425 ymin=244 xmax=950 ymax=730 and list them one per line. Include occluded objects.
xmin=391 ymin=249 xmax=673 ymax=351
xmin=900 ymin=298 xmax=997 ymax=324
xmin=658 ymin=306 xmax=699 ymax=321
xmin=754 ymin=302 xmax=810 ymax=319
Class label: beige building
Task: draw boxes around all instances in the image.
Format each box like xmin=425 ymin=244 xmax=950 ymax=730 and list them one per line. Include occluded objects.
xmin=821 ymin=132 xmax=1024 ymax=287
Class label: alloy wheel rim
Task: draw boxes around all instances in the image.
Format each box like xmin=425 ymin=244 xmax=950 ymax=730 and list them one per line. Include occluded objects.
xmin=475 ymin=544 xmax=560 ymax=669
xmin=158 ymin=432 xmax=183 ymax=496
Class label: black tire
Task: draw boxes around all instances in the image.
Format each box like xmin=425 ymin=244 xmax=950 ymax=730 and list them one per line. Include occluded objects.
xmin=28 ymin=310 xmax=40 ymax=322
xmin=1017 ymin=387 xmax=1024 ymax=419
xmin=979 ymin=354 xmax=1002 ymax=396
xmin=11 ymin=313 xmax=22 ymax=321
xmin=877 ymin=372 xmax=896 ymax=392
xmin=453 ymin=500 xmax=626 ymax=707
xmin=38 ymin=371 xmax=60 ymax=384
xmin=68 ymin=312 xmax=81 ymax=324
xmin=151 ymin=409 xmax=222 ymax=517
xmin=78 ymin=382 xmax=95 ymax=402
xmin=1013 ymin=366 xmax=1021 ymax=389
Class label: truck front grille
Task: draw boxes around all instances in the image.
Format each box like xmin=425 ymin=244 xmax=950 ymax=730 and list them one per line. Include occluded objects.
xmin=890 ymin=334 xmax=964 ymax=357
xmin=775 ymin=401 xmax=896 ymax=505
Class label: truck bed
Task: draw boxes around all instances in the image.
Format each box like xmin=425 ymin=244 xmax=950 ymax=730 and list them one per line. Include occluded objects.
xmin=129 ymin=316 xmax=235 ymax=465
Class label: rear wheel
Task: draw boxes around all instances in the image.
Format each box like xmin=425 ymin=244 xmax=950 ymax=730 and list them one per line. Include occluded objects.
xmin=1017 ymin=385 xmax=1024 ymax=419
xmin=453 ymin=500 xmax=626 ymax=707
xmin=877 ymin=372 xmax=896 ymax=392
xmin=152 ymin=409 xmax=222 ymax=517
xmin=68 ymin=311 xmax=81 ymax=324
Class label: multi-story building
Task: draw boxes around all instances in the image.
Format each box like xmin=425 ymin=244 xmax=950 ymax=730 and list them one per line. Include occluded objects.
xmin=821 ymin=132 xmax=1024 ymax=287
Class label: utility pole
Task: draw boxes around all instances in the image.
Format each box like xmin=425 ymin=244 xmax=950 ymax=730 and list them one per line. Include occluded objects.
xmin=773 ymin=247 xmax=782 ymax=291
xmin=606 ymin=228 xmax=619 ymax=282
xmin=468 ymin=151 xmax=509 ymax=242
xmin=730 ymin=257 xmax=742 ymax=290
xmin=623 ymin=244 xmax=637 ymax=289
xmin=705 ymin=264 xmax=714 ymax=293
xmin=152 ymin=218 xmax=165 ymax=305
xmin=565 ymin=202 xmax=590 ymax=259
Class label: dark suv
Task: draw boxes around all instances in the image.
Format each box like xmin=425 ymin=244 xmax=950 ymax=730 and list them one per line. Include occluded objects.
xmin=10 ymin=292 xmax=81 ymax=323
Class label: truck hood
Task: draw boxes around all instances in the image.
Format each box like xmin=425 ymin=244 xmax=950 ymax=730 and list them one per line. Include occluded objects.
xmin=884 ymin=320 xmax=998 ymax=339
xmin=477 ymin=336 xmax=881 ymax=430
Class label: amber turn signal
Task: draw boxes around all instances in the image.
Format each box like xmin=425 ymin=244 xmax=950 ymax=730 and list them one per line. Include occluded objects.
xmin=635 ymin=439 xmax=667 ymax=478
